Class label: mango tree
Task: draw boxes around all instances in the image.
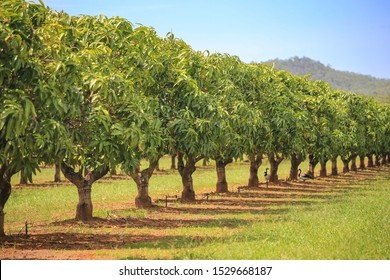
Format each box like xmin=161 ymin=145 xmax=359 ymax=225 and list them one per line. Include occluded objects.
xmin=303 ymin=81 xmax=337 ymax=177
xmin=54 ymin=14 xmax=151 ymax=220
xmin=203 ymin=53 xmax=248 ymax=193
xmin=163 ymin=40 xmax=224 ymax=201
xmin=378 ymin=105 xmax=390 ymax=164
xmin=364 ymin=98 xmax=384 ymax=167
xmin=267 ymin=74 xmax=313 ymax=180
xmin=337 ymin=93 xmax=372 ymax=173
xmin=116 ymin=26 xmax=169 ymax=208
xmin=262 ymin=71 xmax=312 ymax=182
xmin=0 ymin=0 xmax=74 ymax=235
xmin=238 ymin=64 xmax=269 ymax=187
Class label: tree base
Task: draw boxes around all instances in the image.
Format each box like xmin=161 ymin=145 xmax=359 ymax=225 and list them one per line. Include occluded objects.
xmin=181 ymin=189 xmax=196 ymax=202
xmin=75 ymin=204 xmax=93 ymax=222
xmin=248 ymin=178 xmax=259 ymax=188
xmin=216 ymin=182 xmax=228 ymax=193
xmin=135 ymin=196 xmax=152 ymax=208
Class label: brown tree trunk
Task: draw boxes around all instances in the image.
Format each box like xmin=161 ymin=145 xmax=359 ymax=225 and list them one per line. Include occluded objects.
xmin=268 ymin=152 xmax=283 ymax=183
xmin=202 ymin=158 xmax=208 ymax=167
xmin=19 ymin=169 xmax=28 ymax=185
xmin=289 ymin=153 xmax=304 ymax=180
xmin=331 ymin=157 xmax=338 ymax=176
xmin=0 ymin=166 xmax=12 ymax=237
xmin=129 ymin=159 xmax=159 ymax=208
xmin=350 ymin=155 xmax=358 ymax=172
xmin=215 ymin=158 xmax=233 ymax=193
xmin=178 ymin=153 xmax=202 ymax=202
xmin=382 ymin=153 xmax=388 ymax=165
xmin=319 ymin=160 xmax=328 ymax=177
xmin=0 ymin=205 xmax=4 ymax=237
xmin=75 ymin=182 xmax=93 ymax=221
xmin=155 ymin=159 xmax=160 ymax=171
xmin=359 ymin=155 xmax=365 ymax=170
xmin=308 ymin=154 xmax=318 ymax=178
xmin=171 ymin=154 xmax=176 ymax=170
xmin=54 ymin=163 xmax=62 ymax=182
xmin=0 ymin=165 xmax=17 ymax=237
xmin=134 ymin=181 xmax=151 ymax=208
xmin=247 ymin=153 xmax=262 ymax=187
xmin=110 ymin=167 xmax=117 ymax=177
xmin=61 ymin=162 xmax=109 ymax=222
xmin=367 ymin=154 xmax=374 ymax=167
xmin=215 ymin=158 xmax=232 ymax=193
xmin=342 ymin=158 xmax=350 ymax=173
xmin=375 ymin=155 xmax=381 ymax=167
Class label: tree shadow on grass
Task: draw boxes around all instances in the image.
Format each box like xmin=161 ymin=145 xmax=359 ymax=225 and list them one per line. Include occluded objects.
xmin=51 ymin=216 xmax=207 ymax=229
xmin=0 ymin=232 xmax=161 ymax=251
xmin=148 ymin=204 xmax=292 ymax=216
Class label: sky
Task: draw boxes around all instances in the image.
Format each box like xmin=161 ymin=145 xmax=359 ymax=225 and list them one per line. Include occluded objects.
xmin=41 ymin=0 xmax=390 ymax=79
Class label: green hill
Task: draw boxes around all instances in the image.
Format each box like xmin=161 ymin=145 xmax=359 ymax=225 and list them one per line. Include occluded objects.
xmin=264 ymin=57 xmax=390 ymax=103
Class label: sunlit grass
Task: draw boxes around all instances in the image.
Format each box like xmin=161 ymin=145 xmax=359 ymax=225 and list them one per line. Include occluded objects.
xmin=171 ymin=178 xmax=390 ymax=260
xmin=1 ymin=156 xmax=371 ymax=226
xmin=3 ymin=156 xmax=389 ymax=260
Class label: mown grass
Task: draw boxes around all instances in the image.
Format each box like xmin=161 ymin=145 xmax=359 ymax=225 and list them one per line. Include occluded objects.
xmin=172 ymin=178 xmax=390 ymax=259
xmin=2 ymin=156 xmax=390 ymax=260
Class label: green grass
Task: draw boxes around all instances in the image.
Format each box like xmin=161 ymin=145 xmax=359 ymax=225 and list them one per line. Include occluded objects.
xmin=3 ymin=156 xmax=390 ymax=260
xmin=170 ymin=177 xmax=390 ymax=259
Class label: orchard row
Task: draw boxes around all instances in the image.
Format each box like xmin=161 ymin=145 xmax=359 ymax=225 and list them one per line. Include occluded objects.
xmin=1 ymin=0 xmax=389 ymax=235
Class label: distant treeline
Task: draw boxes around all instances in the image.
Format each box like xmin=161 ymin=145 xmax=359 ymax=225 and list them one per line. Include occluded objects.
xmin=264 ymin=57 xmax=390 ymax=103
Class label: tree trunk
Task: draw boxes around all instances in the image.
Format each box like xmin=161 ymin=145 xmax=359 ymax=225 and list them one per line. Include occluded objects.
xmin=19 ymin=169 xmax=28 ymax=185
xmin=308 ymin=154 xmax=318 ymax=178
xmin=247 ymin=153 xmax=262 ymax=187
xmin=268 ymin=152 xmax=283 ymax=183
xmin=350 ymin=155 xmax=358 ymax=172
xmin=342 ymin=158 xmax=350 ymax=173
xmin=171 ymin=154 xmax=177 ymax=170
xmin=215 ymin=158 xmax=232 ymax=193
xmin=61 ymin=162 xmax=109 ymax=222
xmin=331 ymin=157 xmax=338 ymax=176
xmin=289 ymin=153 xmax=303 ymax=180
xmin=202 ymin=158 xmax=207 ymax=167
xmin=0 ymin=205 xmax=4 ymax=237
xmin=367 ymin=154 xmax=374 ymax=167
xmin=375 ymin=155 xmax=381 ymax=167
xmin=129 ymin=159 xmax=159 ymax=208
xmin=110 ymin=167 xmax=117 ymax=177
xmin=382 ymin=153 xmax=388 ymax=165
xmin=319 ymin=160 xmax=328 ymax=177
xmin=54 ymin=163 xmax=62 ymax=182
xmin=0 ymin=165 xmax=16 ymax=237
xmin=134 ymin=181 xmax=151 ymax=208
xmin=178 ymin=153 xmax=202 ymax=202
xmin=75 ymin=182 xmax=93 ymax=221
xmin=155 ymin=159 xmax=160 ymax=171
xmin=0 ymin=170 xmax=11 ymax=237
xmin=359 ymin=155 xmax=365 ymax=170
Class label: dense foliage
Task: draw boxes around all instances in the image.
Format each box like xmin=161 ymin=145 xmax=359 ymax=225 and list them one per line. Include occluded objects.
xmin=1 ymin=0 xmax=389 ymax=234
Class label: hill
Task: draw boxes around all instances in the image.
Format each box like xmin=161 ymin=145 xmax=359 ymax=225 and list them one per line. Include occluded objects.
xmin=264 ymin=57 xmax=390 ymax=103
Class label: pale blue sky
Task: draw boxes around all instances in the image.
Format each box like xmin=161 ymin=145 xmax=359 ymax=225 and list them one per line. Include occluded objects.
xmin=42 ymin=0 xmax=390 ymax=79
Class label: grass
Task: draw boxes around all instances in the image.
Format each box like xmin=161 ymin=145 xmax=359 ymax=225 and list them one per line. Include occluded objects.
xmin=174 ymin=178 xmax=390 ymax=259
xmin=1 ymin=156 xmax=390 ymax=260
